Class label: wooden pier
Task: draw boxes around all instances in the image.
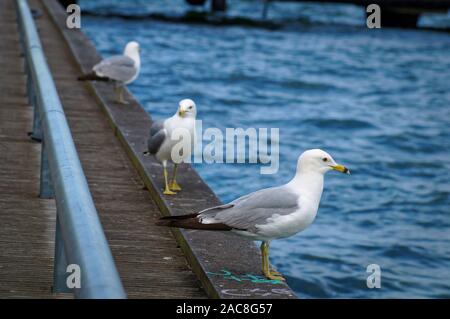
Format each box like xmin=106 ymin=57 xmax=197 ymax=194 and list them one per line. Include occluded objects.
xmin=0 ymin=0 xmax=58 ymax=297
xmin=0 ymin=0 xmax=295 ymax=299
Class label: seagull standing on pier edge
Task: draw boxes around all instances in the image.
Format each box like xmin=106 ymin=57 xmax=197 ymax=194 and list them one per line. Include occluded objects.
xmin=147 ymin=99 xmax=197 ymax=195
xmin=156 ymin=149 xmax=350 ymax=280
xmin=78 ymin=41 xmax=140 ymax=104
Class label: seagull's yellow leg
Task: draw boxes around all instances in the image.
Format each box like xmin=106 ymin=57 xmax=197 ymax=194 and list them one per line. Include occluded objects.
xmin=116 ymin=86 xmax=129 ymax=104
xmin=260 ymin=242 xmax=269 ymax=275
xmin=163 ymin=167 xmax=176 ymax=195
xmin=261 ymin=241 xmax=285 ymax=281
xmin=169 ymin=164 xmax=182 ymax=191
xmin=114 ymin=86 xmax=120 ymax=102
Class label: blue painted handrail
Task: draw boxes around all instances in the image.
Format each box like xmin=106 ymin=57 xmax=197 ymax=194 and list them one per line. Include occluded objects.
xmin=16 ymin=0 xmax=126 ymax=299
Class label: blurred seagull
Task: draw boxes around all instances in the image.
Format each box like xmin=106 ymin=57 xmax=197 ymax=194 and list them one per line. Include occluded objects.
xmin=146 ymin=99 xmax=197 ymax=195
xmin=156 ymin=149 xmax=350 ymax=280
xmin=78 ymin=41 xmax=140 ymax=104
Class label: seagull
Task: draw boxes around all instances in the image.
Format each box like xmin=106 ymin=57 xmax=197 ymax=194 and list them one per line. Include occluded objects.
xmin=78 ymin=41 xmax=140 ymax=104
xmin=156 ymin=149 xmax=350 ymax=280
xmin=147 ymin=99 xmax=197 ymax=195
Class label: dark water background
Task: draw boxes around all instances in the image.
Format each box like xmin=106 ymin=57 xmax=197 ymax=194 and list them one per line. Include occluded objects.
xmin=80 ymin=0 xmax=450 ymax=298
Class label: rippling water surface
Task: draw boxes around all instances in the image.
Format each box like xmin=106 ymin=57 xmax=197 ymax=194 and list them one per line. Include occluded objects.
xmin=80 ymin=0 xmax=450 ymax=298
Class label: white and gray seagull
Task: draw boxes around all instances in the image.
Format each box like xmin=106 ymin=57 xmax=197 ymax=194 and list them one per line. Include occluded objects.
xmin=78 ymin=41 xmax=140 ymax=104
xmin=146 ymin=99 xmax=197 ymax=195
xmin=157 ymin=149 xmax=350 ymax=280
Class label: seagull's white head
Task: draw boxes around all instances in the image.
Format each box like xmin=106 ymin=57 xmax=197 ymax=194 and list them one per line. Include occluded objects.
xmin=177 ymin=99 xmax=197 ymax=118
xmin=124 ymin=41 xmax=140 ymax=58
xmin=297 ymin=149 xmax=350 ymax=175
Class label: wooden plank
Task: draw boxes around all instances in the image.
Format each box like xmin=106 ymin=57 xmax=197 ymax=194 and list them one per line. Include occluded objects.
xmin=32 ymin=0 xmax=205 ymax=299
xmin=0 ymin=0 xmax=204 ymax=299
xmin=0 ymin=0 xmax=69 ymax=299
xmin=42 ymin=0 xmax=296 ymax=299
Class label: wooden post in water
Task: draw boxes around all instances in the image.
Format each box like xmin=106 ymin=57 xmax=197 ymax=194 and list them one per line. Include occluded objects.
xmin=368 ymin=6 xmax=420 ymax=28
xmin=211 ymin=0 xmax=227 ymax=12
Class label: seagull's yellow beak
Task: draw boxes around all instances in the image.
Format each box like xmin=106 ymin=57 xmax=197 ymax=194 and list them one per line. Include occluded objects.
xmin=331 ymin=164 xmax=350 ymax=174
xmin=178 ymin=108 xmax=186 ymax=117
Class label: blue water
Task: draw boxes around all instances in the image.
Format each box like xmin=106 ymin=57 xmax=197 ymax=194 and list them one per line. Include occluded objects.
xmin=80 ymin=0 xmax=450 ymax=298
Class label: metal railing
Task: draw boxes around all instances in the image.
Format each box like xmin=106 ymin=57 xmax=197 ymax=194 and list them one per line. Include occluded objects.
xmin=16 ymin=0 xmax=126 ymax=298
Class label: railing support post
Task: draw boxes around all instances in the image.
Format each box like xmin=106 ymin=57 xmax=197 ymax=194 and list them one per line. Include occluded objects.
xmin=39 ymin=139 xmax=54 ymax=198
xmin=26 ymin=66 xmax=34 ymax=106
xmin=53 ymin=216 xmax=71 ymax=293
xmin=262 ymin=0 xmax=270 ymax=19
xmin=30 ymin=98 xmax=42 ymax=142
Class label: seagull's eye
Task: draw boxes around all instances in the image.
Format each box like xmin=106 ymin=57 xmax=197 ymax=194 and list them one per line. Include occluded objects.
xmin=188 ymin=106 xmax=193 ymax=109
xmin=322 ymin=157 xmax=328 ymax=162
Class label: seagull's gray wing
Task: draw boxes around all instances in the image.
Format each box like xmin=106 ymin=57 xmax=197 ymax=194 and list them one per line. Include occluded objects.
xmin=199 ymin=186 xmax=299 ymax=232
xmin=150 ymin=120 xmax=164 ymax=137
xmin=93 ymin=55 xmax=136 ymax=83
xmin=148 ymin=120 xmax=166 ymax=155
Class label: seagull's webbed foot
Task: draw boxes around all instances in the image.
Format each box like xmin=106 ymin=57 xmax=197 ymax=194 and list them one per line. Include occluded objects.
xmin=163 ymin=188 xmax=177 ymax=195
xmin=117 ymin=98 xmax=129 ymax=105
xmin=169 ymin=180 xmax=182 ymax=191
xmin=269 ymin=266 xmax=283 ymax=277
xmin=263 ymin=269 xmax=286 ymax=281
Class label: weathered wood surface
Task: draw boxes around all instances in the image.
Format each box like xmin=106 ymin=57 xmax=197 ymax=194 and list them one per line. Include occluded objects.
xmin=43 ymin=0 xmax=296 ymax=299
xmin=0 ymin=0 xmax=204 ymax=298
xmin=0 ymin=0 xmax=61 ymax=299
xmin=1 ymin=0 xmax=296 ymax=298
xmin=32 ymin=0 xmax=205 ymax=299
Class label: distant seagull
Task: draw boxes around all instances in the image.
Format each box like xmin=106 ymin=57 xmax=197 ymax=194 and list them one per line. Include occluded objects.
xmin=78 ymin=41 xmax=140 ymax=104
xmin=146 ymin=99 xmax=197 ymax=195
xmin=157 ymin=149 xmax=350 ymax=280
